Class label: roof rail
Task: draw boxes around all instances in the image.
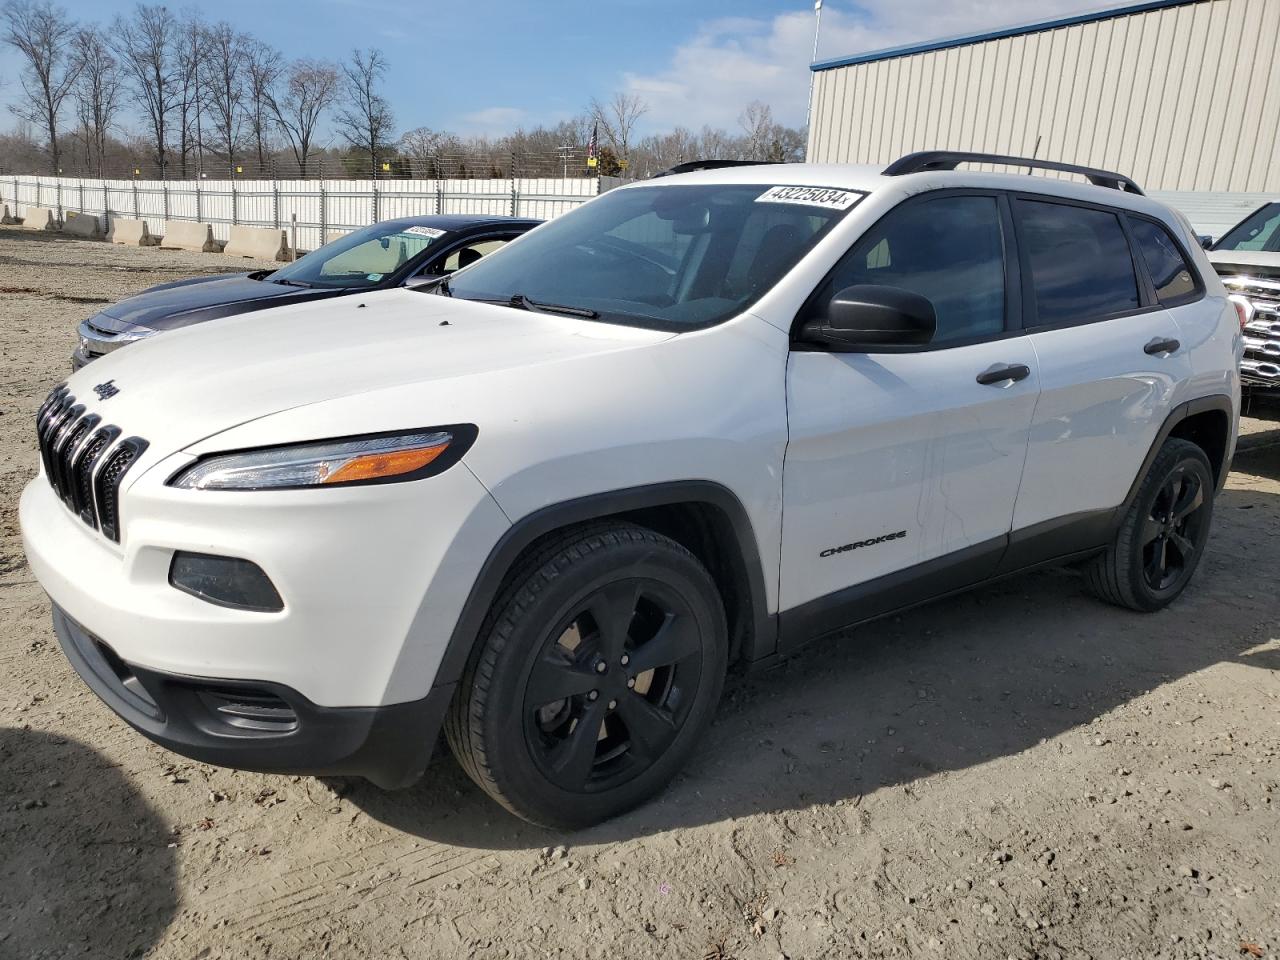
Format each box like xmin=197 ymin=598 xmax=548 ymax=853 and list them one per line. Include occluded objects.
xmin=882 ymin=151 xmax=1145 ymax=195
xmin=650 ymin=159 xmax=777 ymax=179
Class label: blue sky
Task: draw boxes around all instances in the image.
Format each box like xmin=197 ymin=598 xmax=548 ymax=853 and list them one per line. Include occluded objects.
xmin=1 ymin=0 xmax=1107 ymax=140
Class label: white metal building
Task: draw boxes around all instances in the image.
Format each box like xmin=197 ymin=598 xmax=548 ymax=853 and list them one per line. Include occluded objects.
xmin=806 ymin=0 xmax=1280 ymax=234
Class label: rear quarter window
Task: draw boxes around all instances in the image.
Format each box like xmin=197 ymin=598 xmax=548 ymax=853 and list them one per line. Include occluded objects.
xmin=1129 ymin=218 xmax=1200 ymax=304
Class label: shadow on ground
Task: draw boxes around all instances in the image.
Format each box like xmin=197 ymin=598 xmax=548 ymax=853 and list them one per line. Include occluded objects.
xmin=0 ymin=727 xmax=178 ymax=958
xmin=354 ymin=449 xmax=1280 ymax=850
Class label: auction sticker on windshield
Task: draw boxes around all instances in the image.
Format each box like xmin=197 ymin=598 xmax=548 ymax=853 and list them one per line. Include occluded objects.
xmin=756 ymin=186 xmax=863 ymax=210
xmin=404 ymin=225 xmax=446 ymax=239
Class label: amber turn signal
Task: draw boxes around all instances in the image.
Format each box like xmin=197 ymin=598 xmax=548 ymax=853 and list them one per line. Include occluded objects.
xmin=322 ymin=443 xmax=451 ymax=484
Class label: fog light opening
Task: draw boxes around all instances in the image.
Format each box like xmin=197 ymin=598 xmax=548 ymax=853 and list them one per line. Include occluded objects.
xmin=169 ymin=551 xmax=284 ymax=613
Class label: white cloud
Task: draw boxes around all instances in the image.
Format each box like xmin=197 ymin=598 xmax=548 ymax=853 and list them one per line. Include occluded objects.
xmin=623 ymin=0 xmax=1117 ymax=132
xmin=459 ymin=106 xmax=530 ymax=137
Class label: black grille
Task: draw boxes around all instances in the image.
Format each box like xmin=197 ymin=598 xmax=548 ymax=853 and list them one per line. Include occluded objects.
xmin=94 ymin=438 xmax=148 ymax=542
xmin=55 ymin=415 xmax=98 ymax=508
xmin=74 ymin=426 xmax=119 ymax=524
xmin=35 ymin=386 xmax=147 ymax=542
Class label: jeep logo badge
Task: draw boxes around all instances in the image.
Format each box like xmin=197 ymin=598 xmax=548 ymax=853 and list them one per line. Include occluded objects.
xmin=93 ymin=380 xmax=119 ymax=400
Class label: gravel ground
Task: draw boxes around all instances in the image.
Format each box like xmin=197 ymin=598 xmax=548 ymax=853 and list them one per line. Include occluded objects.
xmin=1 ymin=227 xmax=1278 ymax=960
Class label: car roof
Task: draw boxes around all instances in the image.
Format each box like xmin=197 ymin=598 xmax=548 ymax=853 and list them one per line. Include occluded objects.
xmin=630 ymin=161 xmax=1181 ymax=221
xmin=376 ymin=214 xmax=543 ymax=231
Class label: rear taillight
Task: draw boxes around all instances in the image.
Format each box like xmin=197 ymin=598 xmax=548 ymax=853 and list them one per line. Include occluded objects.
xmin=1229 ymin=294 xmax=1254 ymax=330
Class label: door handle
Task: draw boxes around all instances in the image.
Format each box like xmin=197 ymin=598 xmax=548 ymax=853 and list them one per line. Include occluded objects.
xmin=1144 ymin=337 xmax=1180 ymax=356
xmin=976 ymin=363 xmax=1031 ymax=386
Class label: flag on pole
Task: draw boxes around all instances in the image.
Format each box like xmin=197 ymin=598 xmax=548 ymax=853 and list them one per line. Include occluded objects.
xmin=814 ymin=0 xmax=822 ymax=8
xmin=587 ymin=122 xmax=599 ymax=169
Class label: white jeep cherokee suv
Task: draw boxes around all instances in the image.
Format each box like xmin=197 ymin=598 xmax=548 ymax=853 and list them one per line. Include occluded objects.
xmin=21 ymin=152 xmax=1242 ymax=828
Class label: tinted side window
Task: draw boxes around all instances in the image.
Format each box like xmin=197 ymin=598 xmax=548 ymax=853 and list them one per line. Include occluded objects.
xmin=1018 ymin=200 xmax=1139 ymax=324
xmin=1216 ymin=202 xmax=1280 ymax=252
xmin=815 ymin=195 xmax=1006 ymax=344
xmin=1130 ymin=218 xmax=1198 ymax=303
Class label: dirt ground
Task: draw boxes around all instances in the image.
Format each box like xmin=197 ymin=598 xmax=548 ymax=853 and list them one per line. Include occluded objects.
xmin=1 ymin=227 xmax=1277 ymax=960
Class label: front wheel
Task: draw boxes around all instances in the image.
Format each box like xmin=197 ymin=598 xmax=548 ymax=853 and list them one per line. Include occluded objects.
xmin=1085 ymin=437 xmax=1215 ymax=612
xmin=445 ymin=522 xmax=728 ymax=828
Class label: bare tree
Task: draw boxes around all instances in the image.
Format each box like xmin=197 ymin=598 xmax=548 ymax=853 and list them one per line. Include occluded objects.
xmin=70 ymin=26 xmax=121 ymax=176
xmin=589 ymin=92 xmax=648 ymax=163
xmin=113 ymin=4 xmax=178 ymax=175
xmin=173 ymin=11 xmax=204 ymax=176
xmin=268 ymin=58 xmax=339 ymax=173
xmin=200 ymin=21 xmax=248 ymax=166
xmin=1 ymin=0 xmax=83 ymax=173
xmin=634 ymin=125 xmax=699 ymax=175
xmin=736 ymin=100 xmax=803 ymax=163
xmin=334 ymin=48 xmax=394 ymax=174
xmin=399 ymin=127 xmax=462 ymax=176
xmin=244 ymin=38 xmax=282 ymax=169
xmin=738 ymin=100 xmax=774 ymax=161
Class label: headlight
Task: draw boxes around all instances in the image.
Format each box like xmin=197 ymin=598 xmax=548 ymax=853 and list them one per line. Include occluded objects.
xmin=168 ymin=426 xmax=476 ymax=491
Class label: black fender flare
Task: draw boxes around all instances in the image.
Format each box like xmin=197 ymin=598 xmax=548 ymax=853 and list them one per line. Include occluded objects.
xmin=1116 ymin=393 xmax=1235 ymax=519
xmin=430 ymin=480 xmax=776 ymax=691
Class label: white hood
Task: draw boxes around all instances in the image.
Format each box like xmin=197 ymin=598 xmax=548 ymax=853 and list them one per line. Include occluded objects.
xmin=60 ymin=288 xmax=673 ymax=459
xmin=1207 ymin=249 xmax=1280 ymax=275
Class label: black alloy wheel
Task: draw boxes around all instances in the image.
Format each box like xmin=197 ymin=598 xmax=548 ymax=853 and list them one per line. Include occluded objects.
xmin=523 ymin=578 xmax=704 ymax=794
xmin=1139 ymin=464 xmax=1208 ymax=592
xmin=1085 ymin=437 xmax=1215 ymax=612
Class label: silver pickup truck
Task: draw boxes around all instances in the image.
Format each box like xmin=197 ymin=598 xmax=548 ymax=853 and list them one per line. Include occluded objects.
xmin=1207 ymin=201 xmax=1280 ymax=399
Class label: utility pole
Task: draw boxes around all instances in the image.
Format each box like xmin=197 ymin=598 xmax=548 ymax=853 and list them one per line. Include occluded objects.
xmin=804 ymin=0 xmax=824 ymax=157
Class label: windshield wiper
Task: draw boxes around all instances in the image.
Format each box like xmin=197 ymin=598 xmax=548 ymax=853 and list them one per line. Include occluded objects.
xmin=509 ymin=294 xmax=598 ymax=319
xmin=273 ymin=277 xmax=313 ymax=288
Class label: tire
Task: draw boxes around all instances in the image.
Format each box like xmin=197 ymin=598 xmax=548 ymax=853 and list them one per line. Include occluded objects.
xmin=1085 ymin=437 xmax=1215 ymax=612
xmin=445 ymin=522 xmax=728 ymax=828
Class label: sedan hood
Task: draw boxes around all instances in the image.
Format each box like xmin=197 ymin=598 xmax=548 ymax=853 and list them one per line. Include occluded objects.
xmin=94 ymin=273 xmax=328 ymax=331
xmin=63 ymin=289 xmax=673 ymax=458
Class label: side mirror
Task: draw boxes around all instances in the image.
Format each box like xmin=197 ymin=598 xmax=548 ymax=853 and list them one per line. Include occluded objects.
xmin=403 ymin=273 xmax=440 ymax=289
xmin=1198 ymin=234 xmax=1214 ymax=250
xmin=800 ymin=284 xmax=936 ymax=350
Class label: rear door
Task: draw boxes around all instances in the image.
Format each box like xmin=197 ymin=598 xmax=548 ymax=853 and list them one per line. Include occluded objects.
xmin=1009 ymin=196 xmax=1192 ymax=555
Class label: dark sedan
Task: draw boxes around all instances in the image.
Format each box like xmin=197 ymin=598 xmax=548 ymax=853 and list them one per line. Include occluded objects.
xmin=72 ymin=214 xmax=541 ymax=368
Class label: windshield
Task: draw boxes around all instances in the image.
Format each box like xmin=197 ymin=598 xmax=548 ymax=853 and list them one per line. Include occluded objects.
xmin=269 ymin=221 xmax=448 ymax=289
xmin=1215 ymin=202 xmax=1280 ymax=253
xmin=441 ymin=182 xmax=862 ymax=329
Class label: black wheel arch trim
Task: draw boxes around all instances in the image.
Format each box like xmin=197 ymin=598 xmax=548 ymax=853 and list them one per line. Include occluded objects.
xmin=1117 ymin=394 xmax=1235 ymax=517
xmin=430 ymin=480 xmax=775 ymax=691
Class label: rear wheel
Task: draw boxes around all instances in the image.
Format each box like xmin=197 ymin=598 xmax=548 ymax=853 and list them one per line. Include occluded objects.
xmin=445 ymin=522 xmax=727 ymax=828
xmin=1085 ymin=438 xmax=1215 ymax=611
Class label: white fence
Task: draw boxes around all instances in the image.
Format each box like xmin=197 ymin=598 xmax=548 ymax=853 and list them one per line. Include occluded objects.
xmin=2 ymin=173 xmax=1267 ymax=249
xmin=0 ymin=174 xmax=616 ymax=251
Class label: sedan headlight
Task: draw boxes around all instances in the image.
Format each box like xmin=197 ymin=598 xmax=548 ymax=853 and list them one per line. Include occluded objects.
xmin=168 ymin=426 xmax=476 ymax=491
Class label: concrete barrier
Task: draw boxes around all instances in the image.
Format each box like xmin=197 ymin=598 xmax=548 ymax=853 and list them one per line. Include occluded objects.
xmin=162 ymin=220 xmax=219 ymax=253
xmin=223 ymin=224 xmax=291 ymax=261
xmin=106 ymin=217 xmax=159 ymax=246
xmin=22 ymin=207 xmax=59 ymax=231
xmin=63 ymin=211 xmax=103 ymax=239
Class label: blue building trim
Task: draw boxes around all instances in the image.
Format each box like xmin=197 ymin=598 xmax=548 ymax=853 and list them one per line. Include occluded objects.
xmin=811 ymin=0 xmax=1204 ymax=72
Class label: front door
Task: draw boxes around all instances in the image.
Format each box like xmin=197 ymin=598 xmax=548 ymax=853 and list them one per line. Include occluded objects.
xmin=780 ymin=192 xmax=1039 ymax=643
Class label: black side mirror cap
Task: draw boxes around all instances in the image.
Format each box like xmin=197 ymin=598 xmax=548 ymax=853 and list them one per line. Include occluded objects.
xmin=1198 ymin=234 xmax=1214 ymax=250
xmin=799 ymin=284 xmax=937 ymax=351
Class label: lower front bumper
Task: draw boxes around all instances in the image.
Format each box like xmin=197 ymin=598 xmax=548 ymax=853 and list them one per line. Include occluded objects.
xmin=53 ymin=605 xmax=453 ymax=788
